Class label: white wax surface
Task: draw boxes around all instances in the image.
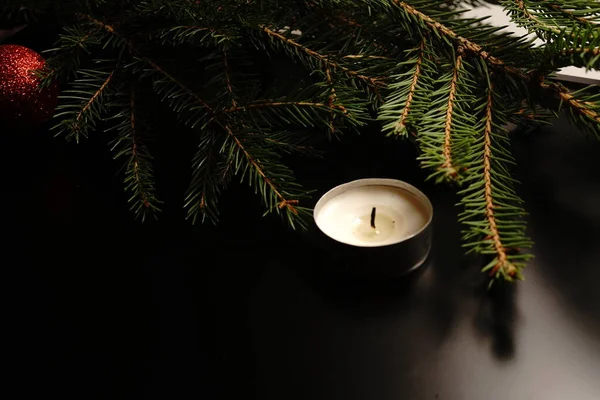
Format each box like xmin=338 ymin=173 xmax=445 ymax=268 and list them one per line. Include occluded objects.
xmin=314 ymin=185 xmax=430 ymax=247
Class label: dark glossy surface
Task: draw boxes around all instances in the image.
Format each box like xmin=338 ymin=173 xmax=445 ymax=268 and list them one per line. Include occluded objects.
xmin=3 ymin=113 xmax=600 ymax=399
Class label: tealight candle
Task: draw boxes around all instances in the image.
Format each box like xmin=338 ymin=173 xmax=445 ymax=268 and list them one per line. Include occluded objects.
xmin=313 ymin=178 xmax=433 ymax=276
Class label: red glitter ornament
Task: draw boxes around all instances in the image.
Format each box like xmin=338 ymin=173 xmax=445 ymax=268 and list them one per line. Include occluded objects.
xmin=0 ymin=44 xmax=58 ymax=128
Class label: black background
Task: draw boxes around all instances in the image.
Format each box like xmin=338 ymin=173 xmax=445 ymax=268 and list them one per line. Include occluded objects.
xmin=3 ymin=24 xmax=600 ymax=400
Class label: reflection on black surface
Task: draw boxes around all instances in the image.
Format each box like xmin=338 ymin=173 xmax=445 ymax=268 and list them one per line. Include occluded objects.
xmin=3 ymin=114 xmax=600 ymax=399
xmin=473 ymin=282 xmax=518 ymax=360
xmin=514 ymin=117 xmax=600 ymax=335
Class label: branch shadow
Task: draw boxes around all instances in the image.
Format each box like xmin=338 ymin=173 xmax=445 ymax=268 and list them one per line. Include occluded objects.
xmin=472 ymin=280 xmax=518 ymax=361
xmin=512 ymin=117 xmax=600 ymax=336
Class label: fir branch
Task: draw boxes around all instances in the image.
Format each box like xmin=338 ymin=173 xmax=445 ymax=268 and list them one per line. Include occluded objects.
xmin=159 ymin=25 xmax=234 ymax=47
xmin=183 ymin=48 xmax=243 ymax=225
xmin=505 ymin=0 xmax=562 ymax=38
xmin=227 ymin=100 xmax=347 ymax=113
xmin=184 ymin=50 xmax=239 ymax=225
xmin=481 ymin=86 xmax=514 ymax=278
xmin=544 ymin=82 xmax=600 ymax=124
xmin=222 ymin=50 xmax=237 ymax=108
xmin=38 ymin=25 xmax=103 ymax=87
xmin=147 ymin=58 xmax=214 ymax=112
xmin=379 ymin=39 xmax=427 ymax=137
xmin=127 ymin=55 xmax=217 ymax=129
xmin=78 ymin=69 xmax=115 ymax=119
xmin=53 ymin=68 xmax=116 ymax=142
xmin=502 ymin=0 xmax=600 ymax=42
xmin=393 ymin=1 xmax=526 ymax=78
xmin=441 ymin=52 xmax=463 ymax=174
xmin=184 ymin=131 xmax=224 ymax=225
xmin=399 ymin=42 xmax=424 ymax=133
xmin=343 ymin=55 xmax=392 ymax=60
xmin=224 ymin=96 xmax=367 ymax=132
xmin=218 ymin=158 xmax=234 ymax=185
xmin=507 ymin=103 xmax=556 ymax=126
xmin=108 ymin=87 xmax=161 ymax=220
xmin=561 ymin=46 xmax=600 ymax=58
xmin=261 ymin=26 xmax=385 ymax=89
xmin=417 ymin=53 xmax=476 ymax=183
xmin=393 ymin=1 xmax=599 ymax=144
xmin=537 ymin=25 xmax=600 ymax=71
xmin=222 ymin=124 xmax=311 ymax=229
xmin=326 ymin=67 xmax=336 ymax=136
xmin=534 ymin=73 xmax=600 ymax=134
xmin=316 ymin=68 xmax=374 ymax=133
xmin=80 ymin=14 xmax=216 ymax=126
xmin=126 ymin=92 xmax=154 ymax=215
xmin=458 ymin=75 xmax=533 ymax=282
xmin=16 ymin=0 xmax=600 ymax=283
xmin=79 ymin=13 xmax=116 ymax=35
xmin=225 ymin=124 xmax=297 ymax=215
xmin=540 ymin=81 xmax=600 ymax=136
xmin=546 ymin=3 xmax=598 ymax=26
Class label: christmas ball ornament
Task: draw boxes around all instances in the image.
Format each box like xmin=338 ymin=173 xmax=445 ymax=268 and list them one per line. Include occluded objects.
xmin=0 ymin=44 xmax=58 ymax=128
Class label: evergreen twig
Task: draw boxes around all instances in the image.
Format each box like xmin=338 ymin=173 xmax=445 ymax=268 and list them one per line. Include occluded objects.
xmin=261 ymin=26 xmax=385 ymax=90
xmin=393 ymin=0 xmax=600 ymax=144
xmin=53 ymin=68 xmax=116 ymax=142
xmin=458 ymin=71 xmax=532 ymax=282
xmin=15 ymin=0 xmax=600 ymax=282
xmin=379 ymin=38 xmax=427 ymax=137
xmin=441 ymin=51 xmax=464 ymax=176
xmin=108 ymin=87 xmax=161 ymax=220
xmin=482 ymin=85 xmax=516 ymax=278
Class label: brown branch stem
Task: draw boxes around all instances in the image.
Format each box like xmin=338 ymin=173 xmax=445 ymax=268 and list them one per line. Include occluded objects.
xmin=222 ymin=50 xmax=237 ymax=108
xmin=219 ymin=160 xmax=233 ymax=184
xmin=75 ymin=69 xmax=115 ymax=124
xmin=561 ymin=47 xmax=600 ymax=57
xmin=226 ymin=101 xmax=347 ymax=114
xmin=393 ymin=2 xmax=599 ymax=139
xmin=540 ymin=81 xmax=600 ymax=124
xmin=441 ymin=53 xmax=463 ymax=175
xmin=547 ymin=3 xmax=596 ymax=25
xmin=343 ymin=55 xmax=390 ymax=60
xmin=224 ymin=125 xmax=299 ymax=214
xmin=484 ymin=86 xmax=516 ymax=278
xmin=80 ymin=14 xmax=214 ymax=115
xmin=513 ymin=0 xmax=562 ymax=35
xmin=261 ymin=26 xmax=384 ymax=89
xmin=393 ymin=1 xmax=525 ymax=77
xmin=396 ymin=39 xmax=425 ymax=133
xmin=129 ymin=88 xmax=150 ymax=209
xmin=326 ymin=67 xmax=336 ymax=135
xmin=145 ymin=58 xmax=215 ymax=115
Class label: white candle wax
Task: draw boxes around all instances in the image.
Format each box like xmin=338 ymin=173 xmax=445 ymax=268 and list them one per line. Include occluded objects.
xmin=314 ymin=183 xmax=430 ymax=247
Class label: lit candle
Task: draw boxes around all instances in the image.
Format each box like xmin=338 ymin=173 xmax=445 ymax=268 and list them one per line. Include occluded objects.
xmin=314 ymin=179 xmax=432 ymax=249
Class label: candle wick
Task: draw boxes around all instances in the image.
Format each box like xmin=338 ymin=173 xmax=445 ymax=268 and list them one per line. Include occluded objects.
xmin=371 ymin=207 xmax=376 ymax=229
